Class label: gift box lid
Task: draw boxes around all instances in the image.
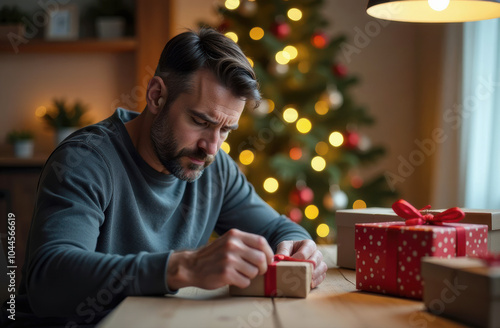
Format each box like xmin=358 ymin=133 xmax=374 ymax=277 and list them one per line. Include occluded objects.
xmin=421 ymin=257 xmax=500 ymax=298
xmin=430 ymin=209 xmax=500 ymax=230
xmin=336 ymin=208 xmax=402 ymax=228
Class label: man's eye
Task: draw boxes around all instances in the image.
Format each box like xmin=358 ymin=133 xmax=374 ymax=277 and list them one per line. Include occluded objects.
xmin=192 ymin=117 xmax=208 ymax=127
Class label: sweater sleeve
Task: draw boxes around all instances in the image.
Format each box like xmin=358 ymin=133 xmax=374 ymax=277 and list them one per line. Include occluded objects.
xmin=24 ymin=141 xmax=171 ymax=318
xmin=215 ymin=152 xmax=311 ymax=251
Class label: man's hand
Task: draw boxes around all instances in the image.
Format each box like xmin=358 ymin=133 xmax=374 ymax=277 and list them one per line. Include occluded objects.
xmin=275 ymin=240 xmax=327 ymax=288
xmin=167 ymin=229 xmax=274 ymax=291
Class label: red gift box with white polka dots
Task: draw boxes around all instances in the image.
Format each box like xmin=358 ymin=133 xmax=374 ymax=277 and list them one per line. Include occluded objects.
xmin=354 ymin=221 xmax=488 ymax=299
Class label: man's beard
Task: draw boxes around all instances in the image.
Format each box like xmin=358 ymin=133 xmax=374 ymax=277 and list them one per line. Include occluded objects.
xmin=150 ymin=108 xmax=215 ymax=182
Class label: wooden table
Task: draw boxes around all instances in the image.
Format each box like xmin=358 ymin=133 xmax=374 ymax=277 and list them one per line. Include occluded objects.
xmin=98 ymin=246 xmax=469 ymax=328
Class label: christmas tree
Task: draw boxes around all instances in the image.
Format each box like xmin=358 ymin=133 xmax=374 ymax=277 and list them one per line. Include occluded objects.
xmin=205 ymin=0 xmax=397 ymax=243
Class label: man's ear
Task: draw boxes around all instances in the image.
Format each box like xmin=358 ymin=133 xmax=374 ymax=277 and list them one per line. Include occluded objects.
xmin=146 ymin=76 xmax=167 ymax=115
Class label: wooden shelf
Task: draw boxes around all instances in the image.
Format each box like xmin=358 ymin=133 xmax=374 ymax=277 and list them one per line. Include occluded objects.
xmin=0 ymin=155 xmax=48 ymax=169
xmin=0 ymin=37 xmax=137 ymax=54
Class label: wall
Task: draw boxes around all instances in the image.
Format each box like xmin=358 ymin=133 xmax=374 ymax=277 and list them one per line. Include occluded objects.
xmin=0 ymin=0 xmax=136 ymax=155
xmin=0 ymin=0 xmax=441 ymax=203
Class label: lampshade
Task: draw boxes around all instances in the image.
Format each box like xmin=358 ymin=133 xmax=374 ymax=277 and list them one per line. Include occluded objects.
xmin=367 ymin=0 xmax=500 ymax=22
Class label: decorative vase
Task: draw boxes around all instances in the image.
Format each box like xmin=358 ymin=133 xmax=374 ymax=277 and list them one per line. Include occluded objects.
xmin=56 ymin=127 xmax=77 ymax=145
xmin=96 ymin=17 xmax=125 ymax=39
xmin=13 ymin=140 xmax=34 ymax=158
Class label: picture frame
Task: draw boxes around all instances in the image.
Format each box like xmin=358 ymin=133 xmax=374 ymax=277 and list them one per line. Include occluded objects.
xmin=45 ymin=5 xmax=79 ymax=41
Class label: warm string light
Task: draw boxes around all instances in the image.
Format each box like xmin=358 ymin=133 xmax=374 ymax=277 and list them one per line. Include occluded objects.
xmin=263 ymin=177 xmax=279 ymax=193
xmin=315 ymin=141 xmax=329 ymax=155
xmin=283 ymin=45 xmax=298 ymax=59
xmin=314 ymin=100 xmax=329 ymax=115
xmin=287 ymin=8 xmax=303 ymax=21
xmin=329 ymin=131 xmax=343 ymax=147
xmin=246 ymin=57 xmax=254 ymax=67
xmin=239 ymin=149 xmax=254 ymax=165
xmin=225 ymin=32 xmax=238 ymax=43
xmin=296 ymin=118 xmax=311 ymax=134
xmin=304 ymin=205 xmax=319 ymax=219
xmin=316 ymin=223 xmax=329 ymax=237
xmin=283 ymin=107 xmax=298 ymax=123
xmin=353 ymin=199 xmax=367 ymax=209
xmin=249 ymin=27 xmax=264 ymax=40
xmin=311 ymin=156 xmax=326 ymax=171
xmin=225 ymin=0 xmax=240 ymax=10
xmin=275 ymin=51 xmax=290 ymax=65
xmin=221 ymin=142 xmax=230 ymax=154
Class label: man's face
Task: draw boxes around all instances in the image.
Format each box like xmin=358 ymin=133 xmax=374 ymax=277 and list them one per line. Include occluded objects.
xmin=150 ymin=70 xmax=245 ymax=182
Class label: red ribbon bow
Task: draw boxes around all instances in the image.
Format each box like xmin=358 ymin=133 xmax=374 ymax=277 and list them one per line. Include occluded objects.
xmin=392 ymin=199 xmax=465 ymax=226
xmin=264 ymin=254 xmax=316 ymax=297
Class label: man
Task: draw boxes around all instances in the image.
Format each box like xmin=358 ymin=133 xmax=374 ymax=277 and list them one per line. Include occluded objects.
xmin=5 ymin=28 xmax=327 ymax=327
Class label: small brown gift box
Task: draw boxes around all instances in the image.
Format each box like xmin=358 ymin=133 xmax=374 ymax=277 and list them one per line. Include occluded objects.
xmin=421 ymin=256 xmax=500 ymax=328
xmin=336 ymin=207 xmax=500 ymax=269
xmin=230 ymin=261 xmax=312 ymax=298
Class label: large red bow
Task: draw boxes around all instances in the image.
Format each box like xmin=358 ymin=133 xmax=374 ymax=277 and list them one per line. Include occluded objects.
xmin=392 ymin=199 xmax=465 ymax=226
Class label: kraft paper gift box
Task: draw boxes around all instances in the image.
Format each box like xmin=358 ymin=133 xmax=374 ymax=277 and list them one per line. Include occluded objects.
xmin=230 ymin=256 xmax=313 ymax=298
xmin=355 ymin=221 xmax=488 ymax=299
xmin=336 ymin=208 xmax=404 ymax=269
xmin=445 ymin=209 xmax=500 ymax=253
xmin=337 ymin=207 xmax=500 ymax=269
xmin=421 ymin=256 xmax=500 ymax=328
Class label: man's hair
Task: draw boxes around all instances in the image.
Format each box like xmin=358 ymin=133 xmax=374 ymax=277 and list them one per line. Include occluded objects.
xmin=155 ymin=27 xmax=261 ymax=109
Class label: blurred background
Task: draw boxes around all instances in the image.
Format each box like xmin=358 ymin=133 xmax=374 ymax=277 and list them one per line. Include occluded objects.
xmin=0 ymin=0 xmax=498 ymax=266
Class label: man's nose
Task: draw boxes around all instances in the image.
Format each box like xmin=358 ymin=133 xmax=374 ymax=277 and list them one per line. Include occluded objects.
xmin=198 ymin=129 xmax=219 ymax=156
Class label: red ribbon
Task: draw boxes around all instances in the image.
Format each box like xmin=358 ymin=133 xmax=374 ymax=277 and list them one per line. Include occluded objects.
xmin=264 ymin=254 xmax=316 ymax=296
xmin=392 ymin=199 xmax=465 ymax=226
xmin=386 ymin=200 xmax=467 ymax=295
xmin=475 ymin=253 xmax=500 ymax=266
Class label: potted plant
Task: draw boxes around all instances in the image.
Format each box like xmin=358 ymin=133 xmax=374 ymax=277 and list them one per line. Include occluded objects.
xmin=86 ymin=0 xmax=133 ymax=39
xmin=6 ymin=130 xmax=34 ymax=158
xmin=41 ymin=98 xmax=89 ymax=145
xmin=0 ymin=5 xmax=28 ymax=41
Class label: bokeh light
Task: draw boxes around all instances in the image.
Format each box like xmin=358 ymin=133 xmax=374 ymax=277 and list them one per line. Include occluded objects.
xmin=225 ymin=32 xmax=238 ymax=43
xmin=305 ymin=205 xmax=319 ymax=220
xmin=317 ymin=223 xmax=330 ymax=237
xmin=263 ymin=177 xmax=279 ymax=193
xmin=249 ymin=27 xmax=264 ymax=40
xmin=329 ymin=131 xmax=344 ymax=147
xmin=315 ymin=141 xmax=329 ymax=155
xmin=353 ymin=199 xmax=367 ymax=209
xmin=296 ymin=118 xmax=312 ymax=134
xmin=283 ymin=107 xmax=299 ymax=123
xmin=287 ymin=8 xmax=303 ymax=21
xmin=221 ymin=142 xmax=230 ymax=154
xmin=225 ymin=0 xmax=240 ymax=10
xmin=239 ymin=149 xmax=255 ymax=165
xmin=311 ymin=156 xmax=326 ymax=171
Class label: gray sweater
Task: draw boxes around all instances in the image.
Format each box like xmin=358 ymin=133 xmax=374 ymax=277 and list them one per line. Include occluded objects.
xmin=11 ymin=108 xmax=310 ymax=326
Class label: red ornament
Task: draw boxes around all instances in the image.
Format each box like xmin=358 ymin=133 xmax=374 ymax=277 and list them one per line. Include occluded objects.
xmin=333 ymin=64 xmax=348 ymax=78
xmin=343 ymin=131 xmax=360 ymax=149
xmin=271 ymin=21 xmax=290 ymax=40
xmin=288 ymin=207 xmax=303 ymax=223
xmin=217 ymin=20 xmax=230 ymax=32
xmin=311 ymin=32 xmax=328 ymax=49
xmin=289 ymin=186 xmax=314 ymax=206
